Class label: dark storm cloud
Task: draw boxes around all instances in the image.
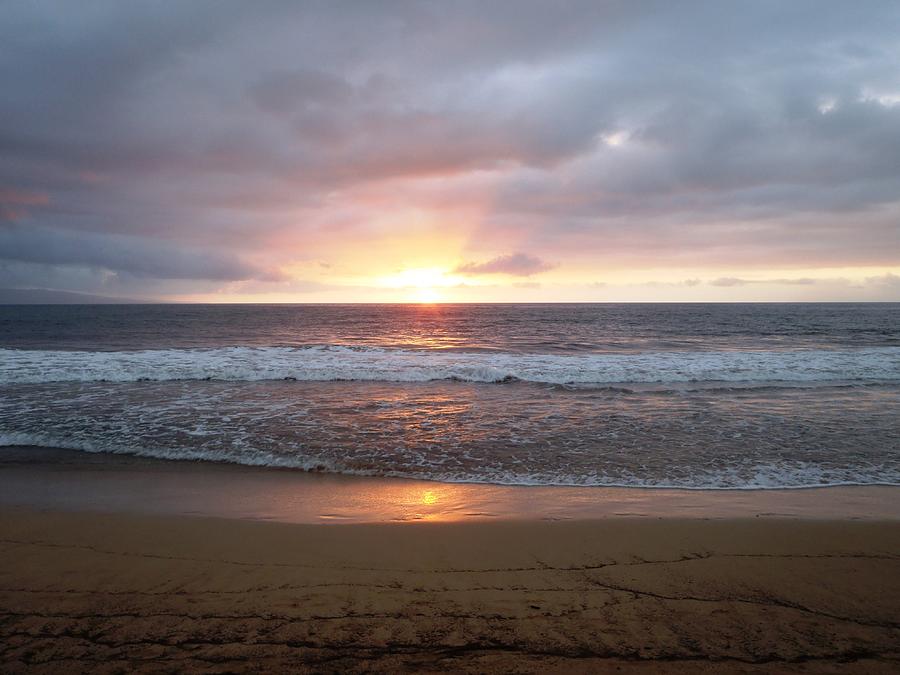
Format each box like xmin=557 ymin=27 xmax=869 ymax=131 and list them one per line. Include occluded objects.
xmin=455 ymin=253 xmax=553 ymax=277
xmin=0 ymin=1 xmax=899 ymax=294
xmin=0 ymin=226 xmax=275 ymax=281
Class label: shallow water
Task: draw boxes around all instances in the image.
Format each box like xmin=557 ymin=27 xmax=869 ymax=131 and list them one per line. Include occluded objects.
xmin=2 ymin=447 xmax=898 ymax=523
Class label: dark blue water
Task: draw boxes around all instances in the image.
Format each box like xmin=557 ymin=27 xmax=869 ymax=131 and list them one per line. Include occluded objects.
xmin=3 ymin=303 xmax=900 ymax=352
xmin=1 ymin=303 xmax=899 ymax=488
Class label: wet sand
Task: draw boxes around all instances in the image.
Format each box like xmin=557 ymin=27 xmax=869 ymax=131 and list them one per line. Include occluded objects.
xmin=2 ymin=446 xmax=899 ymax=523
xmin=2 ymin=509 xmax=899 ymax=673
xmin=2 ymin=448 xmax=899 ymax=672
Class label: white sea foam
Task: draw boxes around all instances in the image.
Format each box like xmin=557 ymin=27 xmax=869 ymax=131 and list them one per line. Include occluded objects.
xmin=2 ymin=434 xmax=899 ymax=490
xmin=1 ymin=345 xmax=900 ymax=385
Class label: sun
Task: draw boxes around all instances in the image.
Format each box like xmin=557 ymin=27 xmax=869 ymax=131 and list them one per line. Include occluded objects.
xmin=413 ymin=287 xmax=442 ymax=303
xmin=377 ymin=267 xmax=459 ymax=302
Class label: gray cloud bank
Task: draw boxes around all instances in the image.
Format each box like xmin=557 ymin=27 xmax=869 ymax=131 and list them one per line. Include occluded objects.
xmin=1 ymin=1 xmax=899 ymax=297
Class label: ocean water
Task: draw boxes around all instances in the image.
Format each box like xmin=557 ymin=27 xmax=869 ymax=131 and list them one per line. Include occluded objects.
xmin=1 ymin=303 xmax=899 ymax=489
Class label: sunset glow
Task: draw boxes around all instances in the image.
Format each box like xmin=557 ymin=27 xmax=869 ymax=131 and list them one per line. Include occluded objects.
xmin=412 ymin=288 xmax=443 ymax=304
xmin=1 ymin=2 xmax=898 ymax=303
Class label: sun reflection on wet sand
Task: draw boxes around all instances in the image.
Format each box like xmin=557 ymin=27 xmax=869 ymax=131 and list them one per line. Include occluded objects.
xmin=377 ymin=483 xmax=476 ymax=522
xmin=4 ymin=448 xmax=900 ymax=524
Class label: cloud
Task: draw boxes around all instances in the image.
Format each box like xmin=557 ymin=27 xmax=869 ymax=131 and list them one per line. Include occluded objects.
xmin=0 ymin=2 xmax=899 ymax=297
xmin=455 ymin=252 xmax=554 ymax=276
xmin=709 ymin=277 xmax=749 ymax=287
xmin=0 ymin=187 xmax=49 ymax=221
xmin=0 ymin=188 xmax=48 ymax=206
xmin=709 ymin=277 xmax=817 ymax=287
xmin=0 ymin=226 xmax=275 ymax=281
xmin=866 ymin=272 xmax=900 ymax=288
xmin=768 ymin=278 xmax=817 ymax=286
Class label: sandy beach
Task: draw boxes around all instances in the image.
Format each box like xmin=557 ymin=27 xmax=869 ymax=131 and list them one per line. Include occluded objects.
xmin=2 ymin=508 xmax=899 ymax=673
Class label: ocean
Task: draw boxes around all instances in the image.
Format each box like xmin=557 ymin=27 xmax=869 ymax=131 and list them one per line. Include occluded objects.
xmin=1 ymin=303 xmax=899 ymax=489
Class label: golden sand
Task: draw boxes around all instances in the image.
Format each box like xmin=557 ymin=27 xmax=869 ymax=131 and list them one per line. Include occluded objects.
xmin=1 ymin=509 xmax=899 ymax=673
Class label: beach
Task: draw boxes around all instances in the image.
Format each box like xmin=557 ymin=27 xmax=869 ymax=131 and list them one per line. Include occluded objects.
xmin=1 ymin=450 xmax=900 ymax=673
xmin=2 ymin=507 xmax=899 ymax=673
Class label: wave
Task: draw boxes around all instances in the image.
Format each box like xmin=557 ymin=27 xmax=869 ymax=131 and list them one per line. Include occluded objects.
xmin=2 ymin=345 xmax=899 ymax=386
xmin=2 ymin=437 xmax=899 ymax=490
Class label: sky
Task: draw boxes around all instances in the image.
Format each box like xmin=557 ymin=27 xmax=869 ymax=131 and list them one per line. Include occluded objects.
xmin=1 ymin=1 xmax=899 ymax=303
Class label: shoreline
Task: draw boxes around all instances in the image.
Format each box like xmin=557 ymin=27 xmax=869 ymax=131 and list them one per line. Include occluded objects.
xmin=3 ymin=447 xmax=899 ymax=671
xmin=3 ymin=446 xmax=900 ymax=523
xmin=2 ymin=508 xmax=899 ymax=672
xmin=6 ymin=441 xmax=900 ymax=492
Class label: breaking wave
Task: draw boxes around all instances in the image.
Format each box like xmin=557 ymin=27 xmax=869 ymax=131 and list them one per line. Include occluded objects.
xmin=2 ymin=345 xmax=899 ymax=386
xmin=3 ymin=434 xmax=900 ymax=490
